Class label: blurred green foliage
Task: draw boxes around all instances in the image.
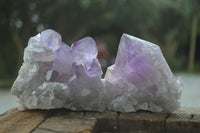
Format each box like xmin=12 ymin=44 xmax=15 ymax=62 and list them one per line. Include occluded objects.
xmin=0 ymin=0 xmax=200 ymax=79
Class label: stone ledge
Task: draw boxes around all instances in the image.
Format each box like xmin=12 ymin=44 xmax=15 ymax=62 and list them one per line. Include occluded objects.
xmin=0 ymin=107 xmax=199 ymax=133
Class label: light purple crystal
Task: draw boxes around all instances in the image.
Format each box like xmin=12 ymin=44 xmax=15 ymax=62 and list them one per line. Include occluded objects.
xmin=40 ymin=29 xmax=62 ymax=52
xmin=11 ymin=30 xmax=182 ymax=113
xmin=72 ymin=37 xmax=98 ymax=62
xmin=72 ymin=37 xmax=102 ymax=77
xmin=52 ymin=43 xmax=74 ymax=75
xmin=105 ymin=34 xmax=182 ymax=112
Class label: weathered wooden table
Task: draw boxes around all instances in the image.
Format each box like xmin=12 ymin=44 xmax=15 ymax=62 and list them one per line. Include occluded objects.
xmin=0 ymin=107 xmax=200 ymax=133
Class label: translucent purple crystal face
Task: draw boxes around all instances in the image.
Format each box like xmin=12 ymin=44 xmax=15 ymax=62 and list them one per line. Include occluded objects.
xmin=52 ymin=43 xmax=73 ymax=75
xmin=11 ymin=30 xmax=182 ymax=113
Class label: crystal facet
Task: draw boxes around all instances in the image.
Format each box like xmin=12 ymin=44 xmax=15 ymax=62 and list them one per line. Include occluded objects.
xmin=11 ymin=30 xmax=182 ymax=113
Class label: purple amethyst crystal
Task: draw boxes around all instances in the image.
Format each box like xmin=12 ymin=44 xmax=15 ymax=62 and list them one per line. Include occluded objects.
xmin=104 ymin=34 xmax=182 ymax=112
xmin=40 ymin=29 xmax=62 ymax=52
xmin=52 ymin=43 xmax=74 ymax=75
xmin=72 ymin=37 xmax=102 ymax=77
xmin=11 ymin=30 xmax=182 ymax=113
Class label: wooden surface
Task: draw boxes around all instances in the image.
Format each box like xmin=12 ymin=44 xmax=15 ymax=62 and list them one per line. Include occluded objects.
xmin=0 ymin=107 xmax=200 ymax=133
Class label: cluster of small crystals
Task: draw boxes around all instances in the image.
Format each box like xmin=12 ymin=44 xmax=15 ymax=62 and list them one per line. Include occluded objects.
xmin=11 ymin=29 xmax=105 ymax=112
xmin=11 ymin=29 xmax=182 ymax=113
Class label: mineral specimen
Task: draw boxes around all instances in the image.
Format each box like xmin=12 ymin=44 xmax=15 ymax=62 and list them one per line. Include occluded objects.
xmin=11 ymin=29 xmax=182 ymax=113
xmin=104 ymin=34 xmax=182 ymax=112
xmin=11 ymin=29 xmax=105 ymax=112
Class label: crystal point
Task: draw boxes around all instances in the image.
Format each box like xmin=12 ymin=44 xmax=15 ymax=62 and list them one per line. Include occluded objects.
xmin=72 ymin=37 xmax=102 ymax=77
xmin=105 ymin=33 xmax=182 ymax=112
xmin=40 ymin=29 xmax=62 ymax=51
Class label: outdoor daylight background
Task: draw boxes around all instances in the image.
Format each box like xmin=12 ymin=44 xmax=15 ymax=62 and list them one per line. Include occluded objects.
xmin=0 ymin=0 xmax=200 ymax=114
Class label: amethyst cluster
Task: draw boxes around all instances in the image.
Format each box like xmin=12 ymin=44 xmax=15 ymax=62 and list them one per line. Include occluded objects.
xmin=11 ymin=29 xmax=182 ymax=113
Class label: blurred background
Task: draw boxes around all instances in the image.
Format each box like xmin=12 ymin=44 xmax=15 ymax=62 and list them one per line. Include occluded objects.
xmin=0 ymin=0 xmax=200 ymax=114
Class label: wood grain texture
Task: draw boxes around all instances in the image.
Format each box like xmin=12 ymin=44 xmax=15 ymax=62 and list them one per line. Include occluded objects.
xmin=1 ymin=107 xmax=200 ymax=133
xmin=0 ymin=108 xmax=52 ymax=133
xmin=166 ymin=107 xmax=200 ymax=133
